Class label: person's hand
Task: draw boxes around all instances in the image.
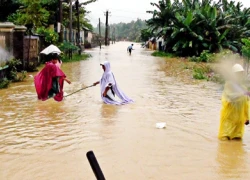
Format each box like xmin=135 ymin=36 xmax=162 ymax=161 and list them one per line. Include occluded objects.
xmin=66 ymin=79 xmax=71 ymax=84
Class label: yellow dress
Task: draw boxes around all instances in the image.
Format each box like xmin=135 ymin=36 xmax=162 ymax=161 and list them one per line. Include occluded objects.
xmin=218 ymin=81 xmax=249 ymax=140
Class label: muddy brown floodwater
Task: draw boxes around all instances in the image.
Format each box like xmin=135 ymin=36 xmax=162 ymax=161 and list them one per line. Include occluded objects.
xmin=1 ymin=42 xmax=250 ymax=180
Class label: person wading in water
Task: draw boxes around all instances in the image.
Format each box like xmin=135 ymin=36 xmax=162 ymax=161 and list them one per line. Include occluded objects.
xmin=93 ymin=61 xmax=133 ymax=105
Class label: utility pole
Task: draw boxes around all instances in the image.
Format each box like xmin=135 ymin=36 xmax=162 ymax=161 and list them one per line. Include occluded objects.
xmin=99 ymin=18 xmax=101 ymax=36
xmin=59 ymin=0 xmax=63 ymax=42
xmin=114 ymin=27 xmax=116 ymax=44
xmin=76 ymin=0 xmax=81 ymax=54
xmin=108 ymin=25 xmax=110 ymax=45
xmin=104 ymin=10 xmax=111 ymax=46
xmin=68 ymin=0 xmax=73 ymax=59
xmin=105 ymin=11 xmax=108 ymax=46
xmin=69 ymin=0 xmax=72 ymax=43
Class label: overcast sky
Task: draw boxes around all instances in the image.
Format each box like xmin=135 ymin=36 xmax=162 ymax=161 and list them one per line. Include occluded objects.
xmin=81 ymin=0 xmax=250 ymax=27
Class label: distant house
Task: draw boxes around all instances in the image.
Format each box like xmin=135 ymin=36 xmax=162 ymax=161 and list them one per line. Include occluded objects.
xmin=61 ymin=26 xmax=104 ymax=49
xmin=156 ymin=36 xmax=164 ymax=51
xmin=82 ymin=27 xmax=92 ymax=43
xmin=149 ymin=37 xmax=156 ymax=50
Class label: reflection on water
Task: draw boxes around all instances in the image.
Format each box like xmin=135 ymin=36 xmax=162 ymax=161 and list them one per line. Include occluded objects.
xmin=0 ymin=42 xmax=250 ymax=179
xmin=216 ymin=141 xmax=248 ymax=179
xmin=100 ymin=104 xmax=119 ymax=120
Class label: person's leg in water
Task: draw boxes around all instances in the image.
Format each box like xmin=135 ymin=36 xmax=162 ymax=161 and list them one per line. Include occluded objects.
xmin=48 ymin=77 xmax=60 ymax=98
xmin=129 ymin=49 xmax=131 ymax=55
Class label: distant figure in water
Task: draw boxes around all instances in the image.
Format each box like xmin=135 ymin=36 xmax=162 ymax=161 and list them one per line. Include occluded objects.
xmin=218 ymin=64 xmax=249 ymax=140
xmin=34 ymin=53 xmax=71 ymax=102
xmin=93 ymin=61 xmax=133 ymax=105
xmin=127 ymin=44 xmax=134 ymax=55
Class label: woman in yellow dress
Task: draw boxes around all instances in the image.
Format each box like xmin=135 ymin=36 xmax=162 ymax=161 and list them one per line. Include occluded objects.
xmin=218 ymin=64 xmax=249 ymax=140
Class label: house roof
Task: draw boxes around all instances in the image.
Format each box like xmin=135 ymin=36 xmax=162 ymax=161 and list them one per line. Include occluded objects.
xmin=82 ymin=26 xmax=90 ymax=31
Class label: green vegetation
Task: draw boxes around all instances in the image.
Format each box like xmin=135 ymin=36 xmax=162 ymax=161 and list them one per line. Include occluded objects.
xmin=152 ymin=51 xmax=175 ymax=58
xmin=2 ymin=0 xmax=94 ymax=31
xmin=58 ymin=41 xmax=91 ymax=61
xmin=189 ymin=50 xmax=215 ymax=63
xmin=190 ymin=63 xmax=223 ymax=83
xmin=6 ymin=59 xmax=27 ymax=82
xmin=61 ymin=53 xmax=91 ymax=63
xmin=145 ymin=0 xmax=250 ymax=83
xmin=192 ymin=65 xmax=210 ymax=80
xmin=36 ymin=27 xmax=59 ymax=44
xmin=94 ymin=19 xmax=147 ymax=42
xmin=242 ymin=38 xmax=250 ymax=73
xmin=141 ymin=29 xmax=154 ymax=42
xmin=0 ymin=59 xmax=27 ymax=89
xmin=0 ymin=78 xmax=10 ymax=89
xmin=146 ymin=0 xmax=250 ymax=57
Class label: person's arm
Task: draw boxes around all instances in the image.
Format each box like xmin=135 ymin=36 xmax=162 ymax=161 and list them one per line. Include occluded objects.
xmin=93 ymin=81 xmax=100 ymax=86
xmin=103 ymin=83 xmax=112 ymax=97
xmin=64 ymin=78 xmax=71 ymax=84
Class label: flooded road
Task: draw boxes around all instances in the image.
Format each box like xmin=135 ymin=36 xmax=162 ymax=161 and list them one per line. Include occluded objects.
xmin=1 ymin=42 xmax=250 ymax=180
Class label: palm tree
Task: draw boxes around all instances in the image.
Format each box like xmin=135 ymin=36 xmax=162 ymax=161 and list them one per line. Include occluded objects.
xmin=146 ymin=0 xmax=250 ymax=56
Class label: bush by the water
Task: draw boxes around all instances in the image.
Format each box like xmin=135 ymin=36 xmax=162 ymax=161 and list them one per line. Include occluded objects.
xmin=193 ymin=66 xmax=208 ymax=80
xmin=61 ymin=53 xmax=91 ymax=63
xmin=5 ymin=59 xmax=27 ymax=82
xmin=152 ymin=51 xmax=175 ymax=58
xmin=189 ymin=50 xmax=215 ymax=63
xmin=192 ymin=64 xmax=224 ymax=83
xmin=0 ymin=78 xmax=10 ymax=89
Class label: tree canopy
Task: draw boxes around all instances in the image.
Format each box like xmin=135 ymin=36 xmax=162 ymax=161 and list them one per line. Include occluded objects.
xmin=94 ymin=19 xmax=147 ymax=42
xmin=146 ymin=0 xmax=250 ymax=56
xmin=1 ymin=0 xmax=93 ymax=31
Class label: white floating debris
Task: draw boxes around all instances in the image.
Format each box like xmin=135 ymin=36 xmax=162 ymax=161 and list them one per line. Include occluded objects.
xmin=29 ymin=75 xmax=34 ymax=78
xmin=156 ymin=122 xmax=166 ymax=129
xmin=77 ymin=100 xmax=82 ymax=103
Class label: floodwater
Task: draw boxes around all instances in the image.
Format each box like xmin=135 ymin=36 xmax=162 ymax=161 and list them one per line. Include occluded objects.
xmin=1 ymin=42 xmax=250 ymax=180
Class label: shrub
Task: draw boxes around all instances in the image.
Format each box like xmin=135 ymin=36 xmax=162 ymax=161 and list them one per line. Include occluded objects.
xmin=36 ymin=27 xmax=59 ymax=44
xmin=192 ymin=64 xmax=212 ymax=80
xmin=189 ymin=56 xmax=201 ymax=62
xmin=61 ymin=53 xmax=90 ymax=62
xmin=151 ymin=51 xmax=175 ymax=58
xmin=5 ymin=59 xmax=27 ymax=82
xmin=193 ymin=67 xmax=207 ymax=79
xmin=59 ymin=41 xmax=79 ymax=53
xmin=58 ymin=41 xmax=80 ymax=59
xmin=189 ymin=50 xmax=214 ymax=63
xmin=0 ymin=78 xmax=10 ymax=89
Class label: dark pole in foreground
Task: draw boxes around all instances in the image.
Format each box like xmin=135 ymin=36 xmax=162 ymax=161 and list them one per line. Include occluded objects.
xmin=99 ymin=18 xmax=101 ymax=36
xmin=105 ymin=11 xmax=108 ymax=46
xmin=76 ymin=0 xmax=81 ymax=55
xmin=86 ymin=151 xmax=106 ymax=180
xmin=69 ymin=0 xmax=72 ymax=43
